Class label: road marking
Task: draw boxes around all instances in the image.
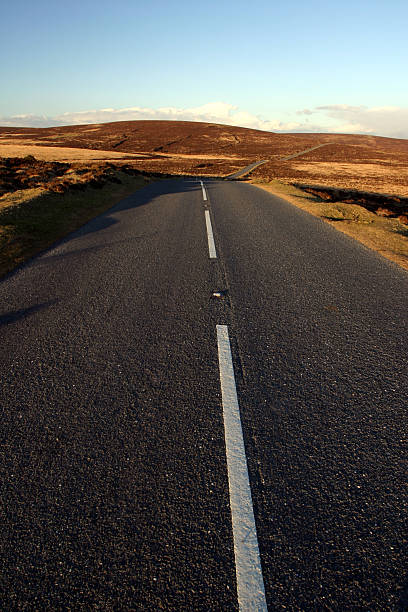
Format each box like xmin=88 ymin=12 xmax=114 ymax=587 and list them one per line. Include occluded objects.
xmin=216 ymin=325 xmax=267 ymax=612
xmin=200 ymin=180 xmax=208 ymax=201
xmin=205 ymin=210 xmax=217 ymax=259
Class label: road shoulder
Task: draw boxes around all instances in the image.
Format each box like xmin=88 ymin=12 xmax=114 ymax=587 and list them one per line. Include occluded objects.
xmin=250 ymin=179 xmax=408 ymax=272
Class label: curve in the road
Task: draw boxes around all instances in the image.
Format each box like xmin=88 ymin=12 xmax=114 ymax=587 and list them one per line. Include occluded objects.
xmin=224 ymin=159 xmax=268 ymax=180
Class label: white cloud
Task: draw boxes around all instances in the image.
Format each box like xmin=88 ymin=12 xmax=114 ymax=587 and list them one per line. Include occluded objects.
xmin=1 ymin=102 xmax=407 ymax=139
xmin=316 ymin=104 xmax=364 ymax=113
xmin=312 ymin=104 xmax=408 ymax=138
xmin=0 ymin=114 xmax=53 ymax=128
xmin=330 ymin=123 xmax=375 ymax=134
xmin=0 ymin=102 xmax=304 ymax=133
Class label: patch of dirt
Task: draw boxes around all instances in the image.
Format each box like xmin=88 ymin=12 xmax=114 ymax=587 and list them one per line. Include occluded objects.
xmin=0 ymin=155 xmax=157 ymax=200
xmin=0 ymin=156 xmax=70 ymax=197
xmin=291 ymin=183 xmax=408 ymax=218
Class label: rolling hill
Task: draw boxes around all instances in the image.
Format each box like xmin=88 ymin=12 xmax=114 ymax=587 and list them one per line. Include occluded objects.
xmin=1 ymin=120 xmax=408 ymax=195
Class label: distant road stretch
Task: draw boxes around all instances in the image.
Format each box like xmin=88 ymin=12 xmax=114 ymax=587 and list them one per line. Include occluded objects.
xmin=279 ymin=141 xmax=335 ymax=160
xmin=225 ymin=159 xmax=268 ymax=179
xmin=1 ymin=178 xmax=407 ymax=610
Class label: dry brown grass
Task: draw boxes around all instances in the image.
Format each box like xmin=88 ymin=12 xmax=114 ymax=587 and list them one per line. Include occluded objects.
xmin=0 ymin=140 xmax=246 ymax=179
xmin=252 ymin=179 xmax=408 ymax=271
xmin=292 ymin=162 xmax=404 ymax=178
xmin=0 ymin=187 xmax=46 ymax=212
xmin=1 ymin=121 xmax=407 ymax=191
xmin=0 ymin=143 xmax=146 ymax=162
xmin=287 ymin=162 xmax=408 ymax=197
xmin=154 ymin=152 xmax=247 ymax=160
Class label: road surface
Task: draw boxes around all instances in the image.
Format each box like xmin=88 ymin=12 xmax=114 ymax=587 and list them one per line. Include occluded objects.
xmin=225 ymin=160 xmax=268 ymax=179
xmin=279 ymin=143 xmax=334 ymax=160
xmin=1 ymin=178 xmax=407 ymax=610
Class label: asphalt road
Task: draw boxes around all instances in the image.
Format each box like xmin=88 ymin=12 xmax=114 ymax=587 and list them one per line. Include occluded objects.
xmin=225 ymin=160 xmax=268 ymax=179
xmin=1 ymin=178 xmax=407 ymax=610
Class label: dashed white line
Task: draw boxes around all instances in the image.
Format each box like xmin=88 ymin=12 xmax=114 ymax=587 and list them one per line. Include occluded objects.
xmin=205 ymin=210 xmax=217 ymax=259
xmin=216 ymin=325 xmax=267 ymax=612
xmin=200 ymin=180 xmax=208 ymax=201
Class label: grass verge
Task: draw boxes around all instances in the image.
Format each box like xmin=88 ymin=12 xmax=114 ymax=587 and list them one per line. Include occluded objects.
xmin=251 ymin=179 xmax=408 ymax=272
xmin=0 ymin=171 xmax=150 ymax=279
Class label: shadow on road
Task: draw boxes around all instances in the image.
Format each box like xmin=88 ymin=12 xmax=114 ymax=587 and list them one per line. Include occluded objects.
xmin=0 ymin=301 xmax=56 ymax=328
xmin=74 ymin=215 xmax=118 ymax=237
xmin=113 ymin=178 xmax=200 ymax=213
xmin=67 ymin=179 xmax=200 ymax=240
xmin=398 ymin=577 xmax=408 ymax=611
xmin=34 ymin=235 xmax=157 ymax=267
xmin=0 ymin=179 xmax=201 ymax=281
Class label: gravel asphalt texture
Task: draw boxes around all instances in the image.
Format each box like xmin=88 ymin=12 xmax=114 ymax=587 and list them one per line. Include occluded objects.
xmin=1 ymin=178 xmax=407 ymax=610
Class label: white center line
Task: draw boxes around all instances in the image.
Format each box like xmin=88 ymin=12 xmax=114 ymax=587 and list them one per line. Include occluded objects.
xmin=216 ymin=325 xmax=267 ymax=612
xmin=200 ymin=180 xmax=208 ymax=201
xmin=205 ymin=210 xmax=217 ymax=259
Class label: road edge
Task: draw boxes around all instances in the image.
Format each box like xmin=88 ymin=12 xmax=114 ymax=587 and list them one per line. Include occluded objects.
xmin=250 ymin=179 xmax=408 ymax=272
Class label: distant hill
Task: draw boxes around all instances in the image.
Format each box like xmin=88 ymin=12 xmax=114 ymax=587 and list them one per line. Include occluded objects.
xmin=1 ymin=119 xmax=407 ymax=158
xmin=1 ymin=120 xmax=407 ymax=196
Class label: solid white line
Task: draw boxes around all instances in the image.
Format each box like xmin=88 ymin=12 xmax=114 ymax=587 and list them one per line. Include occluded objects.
xmin=200 ymin=180 xmax=208 ymax=201
xmin=216 ymin=325 xmax=267 ymax=612
xmin=205 ymin=210 xmax=217 ymax=259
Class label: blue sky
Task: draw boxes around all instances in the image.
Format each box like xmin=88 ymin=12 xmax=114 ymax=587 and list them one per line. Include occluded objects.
xmin=1 ymin=0 xmax=408 ymax=137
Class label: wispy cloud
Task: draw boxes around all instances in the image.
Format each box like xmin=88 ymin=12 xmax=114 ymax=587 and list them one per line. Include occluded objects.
xmin=0 ymin=114 xmax=54 ymax=128
xmin=1 ymin=102 xmax=407 ymax=139
xmin=296 ymin=109 xmax=315 ymax=116
xmin=0 ymin=102 xmax=303 ymax=132
xmin=313 ymin=104 xmax=408 ymax=138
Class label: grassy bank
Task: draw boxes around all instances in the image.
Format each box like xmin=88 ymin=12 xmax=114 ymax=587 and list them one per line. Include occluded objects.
xmin=0 ymin=171 xmax=150 ymax=279
xmin=251 ymin=179 xmax=408 ymax=272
